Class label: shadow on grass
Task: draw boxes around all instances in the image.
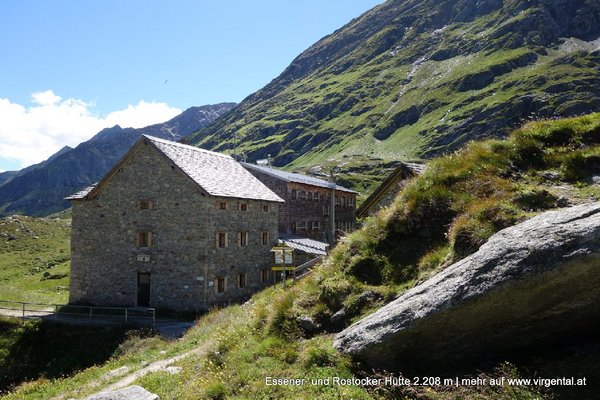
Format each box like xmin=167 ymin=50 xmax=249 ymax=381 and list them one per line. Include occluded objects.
xmin=0 ymin=317 xmax=152 ymax=394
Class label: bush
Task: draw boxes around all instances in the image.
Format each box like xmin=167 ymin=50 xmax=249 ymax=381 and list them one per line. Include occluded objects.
xmin=511 ymin=136 xmax=545 ymax=169
xmin=560 ymin=152 xmax=587 ymax=181
xmin=267 ymin=290 xmax=300 ymax=338
xmin=318 ymin=276 xmax=353 ymax=311
xmin=347 ymin=254 xmax=387 ymax=285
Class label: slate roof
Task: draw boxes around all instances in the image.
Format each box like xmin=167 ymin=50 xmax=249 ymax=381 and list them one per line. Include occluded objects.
xmin=66 ymin=136 xmax=283 ymax=203
xmin=279 ymin=234 xmax=329 ymax=256
xmin=146 ymin=136 xmax=283 ymax=202
xmin=355 ymin=161 xmax=426 ymax=218
xmin=241 ymin=162 xmax=358 ymax=194
xmin=65 ymin=184 xmax=97 ymax=200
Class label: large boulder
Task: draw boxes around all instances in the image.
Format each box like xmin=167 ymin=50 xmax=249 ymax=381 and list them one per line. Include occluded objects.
xmin=334 ymin=202 xmax=600 ymax=371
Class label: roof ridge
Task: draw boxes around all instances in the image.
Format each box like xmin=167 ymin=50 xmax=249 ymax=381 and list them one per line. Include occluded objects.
xmin=241 ymin=162 xmax=358 ymax=193
xmin=142 ymin=134 xmax=233 ymax=160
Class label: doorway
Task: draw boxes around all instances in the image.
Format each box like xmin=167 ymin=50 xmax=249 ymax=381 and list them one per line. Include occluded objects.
xmin=137 ymin=272 xmax=151 ymax=307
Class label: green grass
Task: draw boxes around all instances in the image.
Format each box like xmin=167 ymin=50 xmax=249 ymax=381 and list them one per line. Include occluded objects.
xmin=332 ymin=113 xmax=600 ymax=287
xmin=0 ymin=216 xmax=71 ymax=304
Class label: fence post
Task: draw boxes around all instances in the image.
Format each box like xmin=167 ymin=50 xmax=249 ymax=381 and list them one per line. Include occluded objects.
xmin=125 ymin=308 xmax=128 ymax=324
xmin=152 ymin=309 xmax=155 ymax=328
xmin=54 ymin=304 xmax=58 ymax=320
xmin=22 ymin=302 xmax=25 ymax=324
xmin=89 ymin=307 xmax=92 ymax=324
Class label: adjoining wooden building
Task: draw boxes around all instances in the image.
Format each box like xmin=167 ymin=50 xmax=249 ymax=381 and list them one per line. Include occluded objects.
xmin=241 ymin=162 xmax=358 ymax=244
xmin=355 ymin=162 xmax=425 ymax=218
xmin=66 ymin=135 xmax=283 ymax=312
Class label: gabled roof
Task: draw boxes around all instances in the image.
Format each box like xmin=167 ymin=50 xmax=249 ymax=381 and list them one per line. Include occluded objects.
xmin=355 ymin=162 xmax=425 ymax=218
xmin=66 ymin=135 xmax=284 ymax=203
xmin=241 ymin=162 xmax=358 ymax=194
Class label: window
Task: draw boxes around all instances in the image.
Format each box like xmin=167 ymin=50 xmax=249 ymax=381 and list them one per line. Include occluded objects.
xmin=297 ymin=221 xmax=307 ymax=230
xmin=291 ymin=189 xmax=297 ymax=200
xmin=237 ymin=273 xmax=246 ymax=288
xmin=308 ymin=192 xmax=313 ymax=201
xmin=262 ymin=204 xmax=269 ymax=212
xmin=261 ymin=231 xmax=269 ymax=246
xmin=335 ymin=196 xmax=341 ymax=206
xmin=137 ymin=231 xmax=152 ymax=248
xmin=342 ymin=196 xmax=347 ymax=207
xmin=216 ymin=276 xmax=226 ymax=293
xmin=217 ymin=232 xmax=228 ymax=248
xmin=313 ymin=221 xmax=321 ymax=230
xmin=139 ymin=200 xmax=153 ymax=210
xmin=261 ymin=269 xmax=270 ymax=283
xmin=314 ymin=192 xmax=321 ymax=202
xmin=292 ymin=221 xmax=297 ymax=233
xmin=299 ymin=191 xmax=306 ymax=200
xmin=239 ymin=203 xmax=248 ymax=211
xmin=238 ymin=231 xmax=249 ymax=247
xmin=349 ymin=197 xmax=354 ymax=207
xmin=323 ymin=206 xmax=329 ymax=217
xmin=218 ymin=202 xmax=227 ymax=210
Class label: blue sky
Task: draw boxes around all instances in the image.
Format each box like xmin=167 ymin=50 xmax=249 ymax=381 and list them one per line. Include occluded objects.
xmin=0 ymin=0 xmax=383 ymax=171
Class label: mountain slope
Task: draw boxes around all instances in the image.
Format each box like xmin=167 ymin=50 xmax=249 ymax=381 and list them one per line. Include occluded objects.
xmin=0 ymin=103 xmax=235 ymax=217
xmin=187 ymin=0 xmax=600 ymax=167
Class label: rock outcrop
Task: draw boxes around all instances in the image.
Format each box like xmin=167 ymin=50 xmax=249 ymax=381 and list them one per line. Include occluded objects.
xmin=88 ymin=385 xmax=158 ymax=400
xmin=334 ymin=202 xmax=600 ymax=371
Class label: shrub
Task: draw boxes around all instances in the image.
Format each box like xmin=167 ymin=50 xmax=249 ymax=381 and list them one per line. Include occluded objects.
xmin=511 ymin=135 xmax=545 ymax=169
xmin=347 ymin=254 xmax=387 ymax=285
xmin=317 ymin=276 xmax=353 ymax=311
xmin=267 ymin=289 xmax=300 ymax=338
xmin=204 ymin=381 xmax=227 ymax=400
xmin=560 ymin=152 xmax=587 ymax=181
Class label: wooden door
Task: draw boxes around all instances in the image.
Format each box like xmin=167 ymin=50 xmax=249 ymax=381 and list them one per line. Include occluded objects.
xmin=137 ymin=272 xmax=151 ymax=307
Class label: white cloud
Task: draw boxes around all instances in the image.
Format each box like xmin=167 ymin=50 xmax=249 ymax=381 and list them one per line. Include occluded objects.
xmin=105 ymin=101 xmax=183 ymax=129
xmin=0 ymin=91 xmax=181 ymax=169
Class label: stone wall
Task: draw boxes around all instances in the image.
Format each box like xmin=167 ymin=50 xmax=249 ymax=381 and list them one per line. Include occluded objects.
xmin=245 ymin=168 xmax=356 ymax=243
xmin=70 ymin=142 xmax=279 ymax=312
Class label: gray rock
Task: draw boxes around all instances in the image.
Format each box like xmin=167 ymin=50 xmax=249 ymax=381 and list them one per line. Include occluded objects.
xmin=330 ymin=309 xmax=347 ymax=325
xmin=297 ymin=316 xmax=319 ymax=333
xmin=103 ymin=366 xmax=130 ymax=379
xmin=165 ymin=366 xmax=182 ymax=374
xmin=88 ymin=385 xmax=158 ymax=400
xmin=540 ymin=170 xmax=561 ymax=181
xmin=334 ymin=202 xmax=600 ymax=371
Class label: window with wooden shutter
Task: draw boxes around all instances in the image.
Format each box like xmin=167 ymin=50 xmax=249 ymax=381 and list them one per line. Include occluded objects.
xmin=237 ymin=273 xmax=246 ymax=288
xmin=261 ymin=231 xmax=269 ymax=246
xmin=216 ymin=276 xmax=226 ymax=293
xmin=238 ymin=231 xmax=248 ymax=247
xmin=261 ymin=269 xmax=269 ymax=283
xmin=139 ymin=200 xmax=153 ymax=210
xmin=137 ymin=231 xmax=152 ymax=248
xmin=217 ymin=232 xmax=228 ymax=248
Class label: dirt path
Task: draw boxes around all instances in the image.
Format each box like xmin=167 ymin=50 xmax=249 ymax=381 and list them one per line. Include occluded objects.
xmin=50 ymin=338 xmax=214 ymax=400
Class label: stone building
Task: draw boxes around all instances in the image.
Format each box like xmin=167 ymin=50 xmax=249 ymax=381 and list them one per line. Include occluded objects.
xmin=355 ymin=162 xmax=425 ymax=218
xmin=66 ymin=135 xmax=283 ymax=312
xmin=241 ymin=162 xmax=357 ymax=244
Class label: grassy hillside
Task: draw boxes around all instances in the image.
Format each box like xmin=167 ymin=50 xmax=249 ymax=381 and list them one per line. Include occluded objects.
xmin=187 ymin=0 xmax=600 ymax=173
xmin=5 ymin=114 xmax=600 ymax=399
xmin=0 ymin=216 xmax=71 ymax=304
